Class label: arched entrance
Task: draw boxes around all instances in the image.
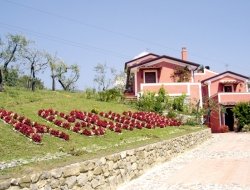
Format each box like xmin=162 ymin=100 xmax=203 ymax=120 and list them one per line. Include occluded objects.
xmin=225 ymin=108 xmax=234 ymax=131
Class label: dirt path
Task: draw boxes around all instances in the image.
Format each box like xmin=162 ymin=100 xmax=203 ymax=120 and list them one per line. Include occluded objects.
xmin=118 ymin=133 xmax=250 ymax=190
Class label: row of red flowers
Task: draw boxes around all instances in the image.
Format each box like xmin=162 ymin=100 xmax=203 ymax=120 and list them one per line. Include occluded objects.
xmin=123 ymin=111 xmax=182 ymax=127
xmin=99 ymin=111 xmax=154 ymax=130
xmin=0 ymin=109 xmax=69 ymax=143
xmin=38 ymin=109 xmax=110 ymax=136
xmin=38 ymin=109 xmax=182 ymax=137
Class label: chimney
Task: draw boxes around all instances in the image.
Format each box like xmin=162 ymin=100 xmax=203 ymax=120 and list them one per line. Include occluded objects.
xmin=181 ymin=47 xmax=187 ymax=61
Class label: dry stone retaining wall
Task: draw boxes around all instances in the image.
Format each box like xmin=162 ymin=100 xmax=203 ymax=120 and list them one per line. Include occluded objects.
xmin=0 ymin=128 xmax=211 ymax=190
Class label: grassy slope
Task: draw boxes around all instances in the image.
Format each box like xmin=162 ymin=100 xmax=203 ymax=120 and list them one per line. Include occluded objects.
xmin=0 ymin=87 xmax=203 ymax=177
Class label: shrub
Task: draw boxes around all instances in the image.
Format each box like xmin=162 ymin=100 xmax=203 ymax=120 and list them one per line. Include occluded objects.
xmin=242 ymin=124 xmax=250 ymax=132
xmin=232 ymin=102 xmax=250 ymax=127
xmin=97 ymin=88 xmax=123 ymax=102
xmin=167 ymin=110 xmax=177 ymax=118
xmin=91 ymin=108 xmax=99 ymax=114
xmin=136 ymin=87 xmax=168 ymax=114
xmin=84 ymin=88 xmax=96 ymax=99
xmin=172 ymin=94 xmax=186 ymax=112
xmin=185 ymin=118 xmax=199 ymax=126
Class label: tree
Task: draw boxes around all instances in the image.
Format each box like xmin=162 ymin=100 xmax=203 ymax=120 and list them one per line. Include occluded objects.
xmin=93 ymin=63 xmax=116 ymax=91
xmin=0 ymin=34 xmax=29 ymax=89
xmin=57 ymin=63 xmax=80 ymax=91
xmin=0 ymin=69 xmax=3 ymax=91
xmin=45 ymin=53 xmax=80 ymax=91
xmin=3 ymin=66 xmax=19 ymax=87
xmin=18 ymin=75 xmax=45 ymax=89
xmin=45 ymin=53 xmax=61 ymax=91
xmin=171 ymin=66 xmax=191 ymax=82
xmin=24 ymin=49 xmax=48 ymax=91
xmin=114 ymin=71 xmax=126 ymax=91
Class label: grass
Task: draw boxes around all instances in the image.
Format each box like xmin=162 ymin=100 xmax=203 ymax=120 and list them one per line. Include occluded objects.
xmin=0 ymin=87 xmax=204 ymax=178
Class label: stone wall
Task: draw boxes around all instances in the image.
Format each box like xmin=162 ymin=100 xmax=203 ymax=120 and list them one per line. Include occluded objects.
xmin=0 ymin=128 xmax=211 ymax=190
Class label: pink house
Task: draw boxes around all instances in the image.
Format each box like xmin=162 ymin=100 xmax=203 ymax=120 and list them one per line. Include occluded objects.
xmin=124 ymin=48 xmax=250 ymax=132
xmin=202 ymin=71 xmax=250 ymax=132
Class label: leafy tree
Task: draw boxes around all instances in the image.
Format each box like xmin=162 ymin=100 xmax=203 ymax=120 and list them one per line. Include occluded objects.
xmin=114 ymin=71 xmax=126 ymax=92
xmin=18 ymin=75 xmax=45 ymax=89
xmin=23 ymin=49 xmax=48 ymax=91
xmin=93 ymin=63 xmax=116 ymax=91
xmin=3 ymin=67 xmax=19 ymax=87
xmin=171 ymin=66 xmax=191 ymax=82
xmin=233 ymin=102 xmax=250 ymax=127
xmin=0 ymin=34 xmax=29 ymax=90
xmin=57 ymin=63 xmax=80 ymax=91
xmin=45 ymin=53 xmax=62 ymax=91
xmin=0 ymin=68 xmax=3 ymax=91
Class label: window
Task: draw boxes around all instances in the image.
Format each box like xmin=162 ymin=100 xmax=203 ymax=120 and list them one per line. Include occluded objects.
xmin=144 ymin=71 xmax=157 ymax=83
xmin=224 ymin=85 xmax=233 ymax=92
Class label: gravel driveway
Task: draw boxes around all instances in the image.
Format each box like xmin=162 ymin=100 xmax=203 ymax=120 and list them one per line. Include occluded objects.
xmin=118 ymin=133 xmax=250 ymax=190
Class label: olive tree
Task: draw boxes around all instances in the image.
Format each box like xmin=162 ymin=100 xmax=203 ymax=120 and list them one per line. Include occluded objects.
xmin=57 ymin=63 xmax=80 ymax=91
xmin=93 ymin=63 xmax=116 ymax=91
xmin=0 ymin=34 xmax=29 ymax=90
xmin=23 ymin=49 xmax=48 ymax=91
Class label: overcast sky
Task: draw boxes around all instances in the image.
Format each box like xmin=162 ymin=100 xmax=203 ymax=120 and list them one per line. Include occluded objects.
xmin=1 ymin=0 xmax=249 ymax=90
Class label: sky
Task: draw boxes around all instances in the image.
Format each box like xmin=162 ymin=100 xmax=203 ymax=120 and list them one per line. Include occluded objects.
xmin=0 ymin=0 xmax=250 ymax=90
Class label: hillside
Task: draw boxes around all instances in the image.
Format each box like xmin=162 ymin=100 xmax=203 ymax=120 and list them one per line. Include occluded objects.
xmin=0 ymin=88 xmax=202 ymax=178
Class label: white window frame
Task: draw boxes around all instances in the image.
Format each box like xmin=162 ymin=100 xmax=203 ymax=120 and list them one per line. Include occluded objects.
xmin=143 ymin=70 xmax=158 ymax=84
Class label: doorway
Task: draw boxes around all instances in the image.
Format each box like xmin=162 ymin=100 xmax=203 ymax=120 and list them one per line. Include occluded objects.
xmin=225 ymin=108 xmax=234 ymax=131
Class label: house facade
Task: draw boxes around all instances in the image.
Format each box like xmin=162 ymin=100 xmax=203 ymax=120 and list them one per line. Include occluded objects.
xmin=202 ymin=71 xmax=250 ymax=132
xmin=124 ymin=48 xmax=250 ymax=132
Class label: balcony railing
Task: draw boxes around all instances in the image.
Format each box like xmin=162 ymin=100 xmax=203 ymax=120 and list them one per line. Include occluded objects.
xmin=218 ymin=92 xmax=250 ymax=105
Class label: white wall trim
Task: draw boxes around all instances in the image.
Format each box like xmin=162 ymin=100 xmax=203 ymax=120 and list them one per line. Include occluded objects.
xmin=141 ymin=82 xmax=201 ymax=87
xmin=218 ymin=93 xmax=221 ymax=103
xmin=246 ymin=80 xmax=249 ymax=92
xmin=218 ymin=92 xmax=250 ymax=95
xmin=207 ymin=81 xmax=211 ymax=97
xmin=134 ymin=70 xmax=138 ymax=96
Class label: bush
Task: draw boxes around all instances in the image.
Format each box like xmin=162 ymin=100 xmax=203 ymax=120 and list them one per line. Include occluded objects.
xmin=136 ymin=92 xmax=156 ymax=112
xmin=97 ymin=88 xmax=123 ymax=102
xmin=84 ymin=88 xmax=96 ymax=99
xmin=172 ymin=94 xmax=186 ymax=112
xmin=232 ymin=102 xmax=250 ymax=127
xmin=185 ymin=118 xmax=199 ymax=126
xmin=242 ymin=124 xmax=250 ymax=132
xmin=136 ymin=87 xmax=168 ymax=114
xmin=167 ymin=110 xmax=177 ymax=118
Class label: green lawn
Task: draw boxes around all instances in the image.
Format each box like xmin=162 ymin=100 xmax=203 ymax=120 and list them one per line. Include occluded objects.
xmin=0 ymin=87 xmax=204 ymax=178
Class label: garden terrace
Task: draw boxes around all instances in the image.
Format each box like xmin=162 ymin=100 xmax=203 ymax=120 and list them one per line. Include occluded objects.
xmin=0 ymin=88 xmax=204 ymax=179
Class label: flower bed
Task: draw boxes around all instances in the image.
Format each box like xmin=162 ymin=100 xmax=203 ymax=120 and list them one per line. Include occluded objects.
xmin=38 ymin=109 xmax=182 ymax=138
xmin=0 ymin=109 xmax=69 ymax=143
xmin=123 ymin=111 xmax=182 ymax=127
xmin=38 ymin=109 xmax=109 ymax=136
xmin=100 ymin=111 xmax=181 ymax=130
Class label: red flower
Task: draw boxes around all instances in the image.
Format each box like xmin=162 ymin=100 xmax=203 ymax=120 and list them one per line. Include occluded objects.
xmin=32 ymin=133 xmax=42 ymax=143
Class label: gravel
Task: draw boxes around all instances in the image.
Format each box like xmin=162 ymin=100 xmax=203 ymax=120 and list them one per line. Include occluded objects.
xmin=118 ymin=134 xmax=250 ymax=190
